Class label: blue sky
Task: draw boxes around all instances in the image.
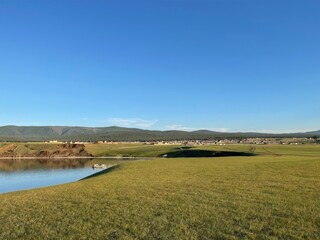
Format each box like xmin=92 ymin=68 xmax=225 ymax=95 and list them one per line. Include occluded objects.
xmin=0 ymin=0 xmax=319 ymax=133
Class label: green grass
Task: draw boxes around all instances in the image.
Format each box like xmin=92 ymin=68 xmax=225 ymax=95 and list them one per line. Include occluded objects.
xmin=0 ymin=145 xmax=319 ymax=239
xmin=196 ymin=144 xmax=320 ymax=157
xmin=85 ymin=143 xmax=183 ymax=157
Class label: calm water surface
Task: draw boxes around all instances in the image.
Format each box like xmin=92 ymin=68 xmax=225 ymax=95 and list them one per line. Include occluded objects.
xmin=0 ymin=158 xmax=124 ymax=194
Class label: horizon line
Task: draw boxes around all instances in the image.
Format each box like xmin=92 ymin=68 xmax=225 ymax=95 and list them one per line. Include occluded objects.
xmin=0 ymin=125 xmax=318 ymax=135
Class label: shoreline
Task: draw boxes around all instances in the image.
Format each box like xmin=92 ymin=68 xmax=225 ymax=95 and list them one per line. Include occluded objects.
xmin=0 ymin=156 xmax=156 ymax=160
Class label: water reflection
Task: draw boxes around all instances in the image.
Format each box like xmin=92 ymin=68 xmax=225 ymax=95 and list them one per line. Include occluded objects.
xmin=0 ymin=158 xmax=90 ymax=171
xmin=0 ymin=158 xmax=123 ymax=172
xmin=0 ymin=158 xmax=126 ymax=194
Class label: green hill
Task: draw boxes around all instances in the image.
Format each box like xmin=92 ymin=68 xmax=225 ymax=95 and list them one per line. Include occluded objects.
xmin=0 ymin=125 xmax=319 ymax=141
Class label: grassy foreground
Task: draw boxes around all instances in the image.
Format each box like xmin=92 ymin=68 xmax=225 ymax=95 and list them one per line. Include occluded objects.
xmin=0 ymin=146 xmax=319 ymax=239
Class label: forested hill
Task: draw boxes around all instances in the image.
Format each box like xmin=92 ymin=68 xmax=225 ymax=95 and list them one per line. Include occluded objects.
xmin=0 ymin=125 xmax=319 ymax=141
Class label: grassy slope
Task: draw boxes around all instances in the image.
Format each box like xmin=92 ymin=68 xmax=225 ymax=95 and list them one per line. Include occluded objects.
xmin=85 ymin=143 xmax=182 ymax=157
xmin=0 ymin=145 xmax=319 ymax=239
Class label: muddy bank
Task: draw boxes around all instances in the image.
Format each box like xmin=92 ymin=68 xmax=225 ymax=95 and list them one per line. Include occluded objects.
xmin=0 ymin=143 xmax=92 ymax=158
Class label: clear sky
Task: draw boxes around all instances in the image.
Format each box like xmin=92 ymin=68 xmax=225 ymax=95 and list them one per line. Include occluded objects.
xmin=0 ymin=0 xmax=319 ymax=133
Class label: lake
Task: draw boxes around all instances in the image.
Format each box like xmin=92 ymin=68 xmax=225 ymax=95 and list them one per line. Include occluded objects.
xmin=0 ymin=158 xmax=125 ymax=194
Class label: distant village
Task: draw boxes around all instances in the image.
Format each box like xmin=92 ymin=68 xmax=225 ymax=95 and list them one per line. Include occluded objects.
xmin=47 ymin=137 xmax=318 ymax=146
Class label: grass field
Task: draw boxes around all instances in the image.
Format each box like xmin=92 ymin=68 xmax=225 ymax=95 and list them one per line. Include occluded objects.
xmin=85 ymin=143 xmax=182 ymax=157
xmin=0 ymin=144 xmax=319 ymax=239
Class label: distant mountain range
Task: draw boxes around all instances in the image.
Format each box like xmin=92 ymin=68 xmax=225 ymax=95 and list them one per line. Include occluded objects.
xmin=0 ymin=125 xmax=319 ymax=141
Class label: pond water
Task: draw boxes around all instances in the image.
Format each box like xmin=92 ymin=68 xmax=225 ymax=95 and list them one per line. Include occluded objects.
xmin=0 ymin=158 xmax=125 ymax=194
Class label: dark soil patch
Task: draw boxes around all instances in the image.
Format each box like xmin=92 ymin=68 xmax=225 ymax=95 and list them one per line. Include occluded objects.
xmin=161 ymin=150 xmax=255 ymax=158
